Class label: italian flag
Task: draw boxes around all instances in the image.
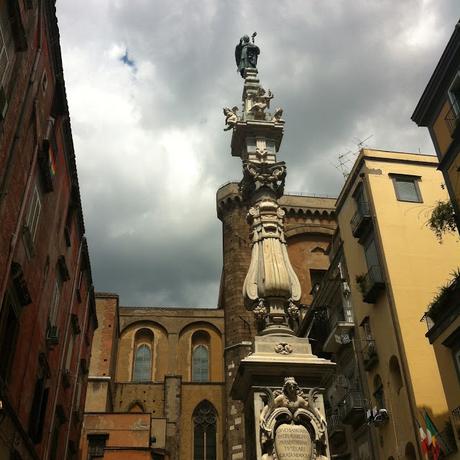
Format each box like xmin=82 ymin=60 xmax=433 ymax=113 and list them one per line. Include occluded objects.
xmin=424 ymin=412 xmax=442 ymax=460
xmin=418 ymin=423 xmax=429 ymax=458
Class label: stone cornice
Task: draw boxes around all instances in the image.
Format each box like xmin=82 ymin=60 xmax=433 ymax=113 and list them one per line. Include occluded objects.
xmin=217 ymin=182 xmax=336 ymax=220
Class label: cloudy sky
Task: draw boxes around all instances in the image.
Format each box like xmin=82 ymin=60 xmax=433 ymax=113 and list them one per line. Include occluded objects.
xmin=56 ymin=0 xmax=459 ymax=308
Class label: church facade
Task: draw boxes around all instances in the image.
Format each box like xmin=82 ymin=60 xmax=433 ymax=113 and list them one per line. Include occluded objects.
xmin=80 ymin=191 xmax=336 ymax=459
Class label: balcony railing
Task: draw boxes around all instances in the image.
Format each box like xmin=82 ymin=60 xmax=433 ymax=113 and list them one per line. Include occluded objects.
xmin=338 ymin=389 xmax=366 ymax=426
xmin=323 ymin=305 xmax=354 ymax=353
xmin=327 ymin=414 xmax=347 ymax=448
xmin=445 ymin=104 xmax=460 ymax=138
xmin=362 ymin=339 xmax=379 ymax=371
xmin=350 ymin=201 xmax=372 ymax=240
xmin=357 ymin=265 xmax=385 ymax=303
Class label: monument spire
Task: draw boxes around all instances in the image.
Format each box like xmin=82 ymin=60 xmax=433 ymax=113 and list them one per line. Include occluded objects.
xmin=224 ymin=34 xmax=301 ymax=336
xmin=224 ymin=35 xmax=334 ymax=460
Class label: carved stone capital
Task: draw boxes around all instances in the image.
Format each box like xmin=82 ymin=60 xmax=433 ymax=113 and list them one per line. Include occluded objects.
xmin=239 ymin=160 xmax=286 ymax=200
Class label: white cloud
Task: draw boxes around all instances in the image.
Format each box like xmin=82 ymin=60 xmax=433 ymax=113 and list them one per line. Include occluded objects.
xmin=56 ymin=0 xmax=459 ymax=306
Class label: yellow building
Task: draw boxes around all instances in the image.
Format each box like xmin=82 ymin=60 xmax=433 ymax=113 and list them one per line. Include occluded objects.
xmin=412 ymin=19 xmax=460 ymax=456
xmin=333 ymin=149 xmax=459 ymax=458
xmin=81 ymin=293 xmax=225 ymax=460
xmin=412 ymin=19 xmax=460 ymax=233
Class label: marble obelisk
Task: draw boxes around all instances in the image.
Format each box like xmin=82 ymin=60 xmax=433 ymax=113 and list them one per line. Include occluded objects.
xmin=223 ymin=35 xmax=335 ymax=460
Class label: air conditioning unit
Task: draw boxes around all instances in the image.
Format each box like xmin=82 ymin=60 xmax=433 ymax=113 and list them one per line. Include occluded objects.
xmin=367 ymin=407 xmax=389 ymax=426
xmin=373 ymin=408 xmax=389 ymax=426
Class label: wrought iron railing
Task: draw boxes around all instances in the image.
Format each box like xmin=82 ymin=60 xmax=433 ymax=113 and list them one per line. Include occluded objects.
xmin=350 ymin=201 xmax=371 ymax=237
xmin=358 ymin=265 xmax=385 ymax=303
xmin=362 ymin=339 xmax=379 ymax=371
xmin=338 ymin=389 xmax=366 ymax=424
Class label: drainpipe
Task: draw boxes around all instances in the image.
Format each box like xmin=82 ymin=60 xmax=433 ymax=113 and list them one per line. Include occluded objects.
xmin=0 ymin=0 xmax=43 ymax=313
xmin=43 ymin=236 xmax=84 ymax=459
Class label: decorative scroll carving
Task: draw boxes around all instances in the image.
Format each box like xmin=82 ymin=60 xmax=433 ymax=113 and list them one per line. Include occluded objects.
xmin=259 ymin=378 xmax=328 ymax=460
xmin=274 ymin=342 xmax=293 ymax=355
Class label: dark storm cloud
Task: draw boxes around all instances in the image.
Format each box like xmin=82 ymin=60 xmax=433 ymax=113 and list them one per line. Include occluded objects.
xmin=56 ymin=0 xmax=459 ymax=307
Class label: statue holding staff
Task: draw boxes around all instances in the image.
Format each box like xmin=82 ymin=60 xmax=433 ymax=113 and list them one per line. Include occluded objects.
xmin=235 ymin=32 xmax=260 ymax=77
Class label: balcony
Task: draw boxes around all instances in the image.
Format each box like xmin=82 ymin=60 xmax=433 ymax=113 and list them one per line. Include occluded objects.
xmin=362 ymin=340 xmax=379 ymax=371
xmin=327 ymin=414 xmax=347 ymax=449
xmin=350 ymin=201 xmax=372 ymax=240
xmin=323 ymin=307 xmax=354 ymax=353
xmin=357 ymin=265 xmax=385 ymax=303
xmin=445 ymin=104 xmax=460 ymax=138
xmin=338 ymin=390 xmax=366 ymax=426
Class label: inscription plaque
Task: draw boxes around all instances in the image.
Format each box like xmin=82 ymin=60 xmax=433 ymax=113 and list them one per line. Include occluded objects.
xmin=275 ymin=423 xmax=311 ymax=460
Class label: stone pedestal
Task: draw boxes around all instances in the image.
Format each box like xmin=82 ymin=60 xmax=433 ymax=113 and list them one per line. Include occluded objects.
xmin=231 ymin=335 xmax=335 ymax=459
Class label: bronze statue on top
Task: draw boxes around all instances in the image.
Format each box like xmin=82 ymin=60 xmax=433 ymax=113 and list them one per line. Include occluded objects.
xmin=235 ymin=33 xmax=260 ymax=77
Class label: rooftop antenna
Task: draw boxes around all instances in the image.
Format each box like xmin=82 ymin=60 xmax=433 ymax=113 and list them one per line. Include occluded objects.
xmin=353 ymin=134 xmax=373 ymax=150
xmin=333 ymin=150 xmax=354 ymax=179
xmin=333 ymin=134 xmax=373 ymax=180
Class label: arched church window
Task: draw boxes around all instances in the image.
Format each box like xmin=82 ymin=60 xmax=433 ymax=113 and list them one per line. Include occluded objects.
xmin=193 ymin=400 xmax=217 ymax=460
xmin=191 ymin=330 xmax=210 ymax=382
xmin=132 ymin=328 xmax=154 ymax=382
xmin=192 ymin=345 xmax=209 ymax=382
xmin=133 ymin=344 xmax=151 ymax=381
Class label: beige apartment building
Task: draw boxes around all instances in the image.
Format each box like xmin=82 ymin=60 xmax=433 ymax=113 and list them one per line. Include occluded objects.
xmin=413 ymin=19 xmax=460 ymax=454
xmin=334 ymin=148 xmax=459 ymax=458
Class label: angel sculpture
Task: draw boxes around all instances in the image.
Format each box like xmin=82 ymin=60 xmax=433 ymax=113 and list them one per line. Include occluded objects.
xmin=248 ymin=88 xmax=273 ymax=116
xmin=272 ymin=108 xmax=284 ymax=123
xmin=223 ymin=106 xmax=239 ymax=131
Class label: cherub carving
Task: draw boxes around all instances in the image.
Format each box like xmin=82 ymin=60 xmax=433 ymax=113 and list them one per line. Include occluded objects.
xmin=259 ymin=378 xmax=328 ymax=459
xmin=248 ymin=88 xmax=274 ymax=115
xmin=273 ymin=377 xmax=310 ymax=413
xmin=223 ymin=106 xmax=239 ymax=131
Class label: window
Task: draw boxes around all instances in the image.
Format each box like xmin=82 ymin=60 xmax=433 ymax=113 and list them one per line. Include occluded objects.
xmin=133 ymin=344 xmax=151 ymax=382
xmin=443 ymin=327 xmax=460 ymax=383
xmin=192 ymin=345 xmax=209 ymax=382
xmin=391 ymin=175 xmax=422 ymax=203
xmin=65 ymin=332 xmax=75 ymax=371
xmin=373 ymin=374 xmax=385 ymax=410
xmin=192 ymin=331 xmax=210 ymax=382
xmin=364 ymin=236 xmax=379 ymax=270
xmin=29 ymin=370 xmax=49 ymax=443
xmin=309 ymin=269 xmax=327 ymax=295
xmin=0 ymin=289 xmax=20 ymax=381
xmin=448 ymin=71 xmax=460 ymax=114
xmin=132 ymin=329 xmax=153 ymax=382
xmin=49 ymin=274 xmax=62 ymax=327
xmin=454 ymin=345 xmax=460 ymax=380
xmin=87 ymin=433 xmax=108 ymax=459
xmin=0 ymin=1 xmax=15 ymax=88
xmin=193 ymin=401 xmax=217 ymax=460
xmin=389 ymin=355 xmax=403 ymax=394
xmin=49 ymin=406 xmax=66 ymax=460
xmin=26 ymin=185 xmax=42 ymax=239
